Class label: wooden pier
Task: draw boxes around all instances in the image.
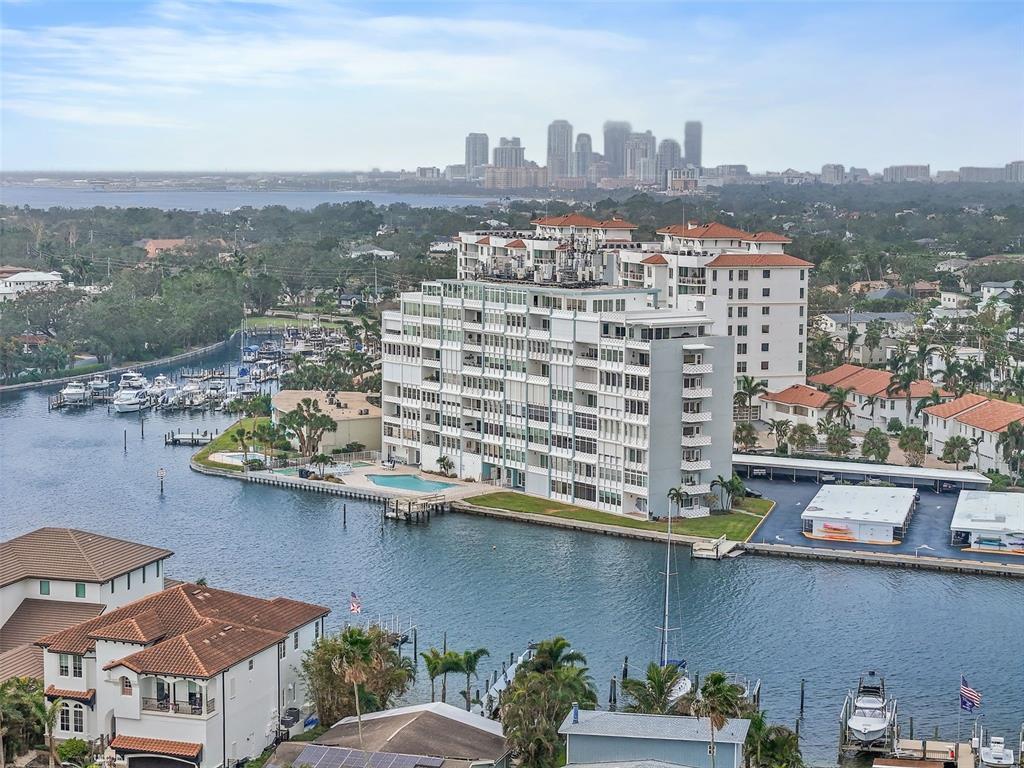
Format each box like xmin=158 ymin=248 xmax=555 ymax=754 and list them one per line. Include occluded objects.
xmin=383 ymin=494 xmax=449 ymax=524
xmin=165 ymin=430 xmax=216 ymax=446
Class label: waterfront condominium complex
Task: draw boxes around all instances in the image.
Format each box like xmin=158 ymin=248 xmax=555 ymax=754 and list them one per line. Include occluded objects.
xmin=380 ymin=276 xmax=734 ymax=519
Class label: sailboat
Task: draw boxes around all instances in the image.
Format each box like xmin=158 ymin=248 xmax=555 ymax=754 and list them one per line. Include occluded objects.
xmin=659 ymin=511 xmax=693 ymax=705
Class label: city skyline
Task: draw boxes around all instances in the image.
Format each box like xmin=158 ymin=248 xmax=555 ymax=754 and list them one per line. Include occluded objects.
xmin=1 ymin=1 xmax=1022 ymax=172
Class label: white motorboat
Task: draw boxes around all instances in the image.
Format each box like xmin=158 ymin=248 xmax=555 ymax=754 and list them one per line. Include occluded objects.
xmin=88 ymin=374 xmax=111 ymax=392
xmin=148 ymin=374 xmax=175 ymax=397
xmin=112 ymin=388 xmax=150 ymax=413
xmin=846 ymin=672 xmax=894 ymax=744
xmin=980 ymin=737 xmax=1015 ymax=768
xmin=59 ymin=381 xmax=88 ymax=404
xmin=118 ymin=370 xmax=149 ymax=390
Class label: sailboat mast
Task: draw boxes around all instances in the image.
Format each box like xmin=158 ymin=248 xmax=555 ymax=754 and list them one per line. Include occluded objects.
xmin=661 ymin=510 xmax=672 ymax=667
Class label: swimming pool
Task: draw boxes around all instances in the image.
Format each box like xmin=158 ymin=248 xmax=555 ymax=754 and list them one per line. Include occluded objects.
xmin=366 ymin=474 xmax=456 ymax=493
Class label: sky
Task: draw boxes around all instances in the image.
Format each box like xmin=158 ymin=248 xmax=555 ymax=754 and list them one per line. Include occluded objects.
xmin=2 ymin=0 xmax=1023 ymax=173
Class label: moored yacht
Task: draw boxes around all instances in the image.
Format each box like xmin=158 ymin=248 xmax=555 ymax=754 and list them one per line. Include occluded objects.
xmin=845 ymin=672 xmax=894 ymax=745
xmin=118 ymin=370 xmax=149 ymax=390
xmin=112 ymin=388 xmax=150 ymax=413
xmin=148 ymin=374 xmax=175 ymax=397
xmin=88 ymin=374 xmax=111 ymax=393
xmin=980 ymin=737 xmax=1014 ymax=768
xmin=59 ymin=381 xmax=88 ymax=404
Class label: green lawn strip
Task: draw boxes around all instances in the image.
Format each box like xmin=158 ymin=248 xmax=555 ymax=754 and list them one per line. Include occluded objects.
xmin=246 ymin=316 xmax=351 ymax=330
xmin=464 ymin=492 xmax=762 ymax=540
xmin=735 ymin=497 xmax=773 ymax=516
xmin=192 ymin=416 xmax=270 ymax=471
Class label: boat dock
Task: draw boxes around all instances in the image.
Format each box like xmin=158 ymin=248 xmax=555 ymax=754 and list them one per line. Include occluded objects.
xmin=164 ymin=430 xmax=217 ymax=446
xmin=691 ymin=535 xmax=741 ymax=560
xmin=889 ymin=740 xmax=974 ymax=768
xmin=382 ymin=494 xmax=449 ymax=524
xmin=476 ymin=647 xmax=535 ymax=718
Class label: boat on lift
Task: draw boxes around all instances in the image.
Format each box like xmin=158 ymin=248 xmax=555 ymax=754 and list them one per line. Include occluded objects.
xmin=59 ymin=380 xmax=89 ymax=404
xmin=148 ymin=374 xmax=175 ymax=397
xmin=88 ymin=374 xmax=111 ymax=393
xmin=980 ymin=737 xmax=1014 ymax=768
xmin=845 ymin=672 xmax=895 ymax=744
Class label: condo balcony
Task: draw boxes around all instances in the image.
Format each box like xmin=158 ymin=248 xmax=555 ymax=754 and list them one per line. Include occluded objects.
xmin=681 ymin=362 xmax=713 ymax=375
xmin=680 ymin=458 xmax=712 ymax=472
xmin=679 ymin=433 xmax=712 ymax=447
xmin=681 ymin=386 xmax=713 ymax=399
xmin=680 ymin=482 xmax=712 ymax=495
xmin=142 ymin=696 xmax=216 ymax=717
xmin=680 ymin=410 xmax=712 ymax=423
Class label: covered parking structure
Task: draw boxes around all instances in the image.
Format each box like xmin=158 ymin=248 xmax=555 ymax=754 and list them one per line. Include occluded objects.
xmin=733 ymin=455 xmax=990 ymax=492
xmin=950 ymin=491 xmax=1024 ymax=553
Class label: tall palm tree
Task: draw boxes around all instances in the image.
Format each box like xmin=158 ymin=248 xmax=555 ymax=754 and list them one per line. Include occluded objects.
xmin=996 ymin=421 xmax=1024 ymax=484
xmin=331 ymin=628 xmax=374 ymax=747
xmin=886 ymin=363 xmax=919 ymax=426
xmin=711 ymin=474 xmax=732 ymax=511
xmin=861 ymin=394 xmax=879 ymax=421
xmin=690 ymin=672 xmax=742 ymax=768
xmin=667 ymin=486 xmax=687 ymax=518
xmin=621 ymin=662 xmax=683 ymax=715
xmin=733 ymin=375 xmax=767 ymax=416
xmin=825 ymin=386 xmax=854 ymax=426
xmin=970 ymin=436 xmax=984 ymax=469
xmin=761 ymin=724 xmax=803 ymax=768
xmin=743 ymin=709 xmax=769 ymax=768
xmin=420 ymin=648 xmax=444 ymax=703
xmin=528 ymin=636 xmax=586 ymax=672
xmin=914 ymin=388 xmax=945 ymax=421
xmin=766 ymin=419 xmax=792 ymax=453
xmin=453 ymin=648 xmax=490 ymax=712
xmin=31 ymin=697 xmax=62 ymax=768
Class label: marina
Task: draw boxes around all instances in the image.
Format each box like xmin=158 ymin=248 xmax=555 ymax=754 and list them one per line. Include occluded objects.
xmin=1 ymin=348 xmax=1022 ymax=766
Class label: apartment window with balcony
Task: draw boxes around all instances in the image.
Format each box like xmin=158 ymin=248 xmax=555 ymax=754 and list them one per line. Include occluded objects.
xmin=75 ymin=583 xmax=85 ymax=598
xmin=737 ymin=362 xmax=747 ymax=373
xmin=121 ymin=677 xmax=133 ymax=696
xmin=39 ymin=580 xmax=49 ymax=595
xmin=762 ymin=287 xmax=771 ymax=297
xmin=737 ymin=288 xmax=748 ymax=300
xmin=737 ymin=343 xmax=747 ymax=355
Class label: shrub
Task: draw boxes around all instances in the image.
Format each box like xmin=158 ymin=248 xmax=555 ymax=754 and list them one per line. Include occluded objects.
xmin=886 ymin=418 xmax=904 ymax=435
xmin=58 ymin=738 xmax=91 ymax=766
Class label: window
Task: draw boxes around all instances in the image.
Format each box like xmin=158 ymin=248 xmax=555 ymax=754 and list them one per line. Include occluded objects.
xmin=763 ymin=270 xmax=771 ymax=278
xmin=59 ymin=654 xmax=69 ymax=676
xmin=72 ymin=655 xmax=83 ymax=678
xmin=737 ymin=288 xmax=748 ymax=300
xmin=73 ymin=704 xmax=84 ymax=733
xmin=293 ymin=631 xmax=300 ymax=650
xmin=800 ymin=287 xmax=805 ymax=299
xmin=737 ymin=269 xmax=749 ymax=281
xmin=75 ymin=583 xmax=86 ymax=599
xmin=737 ymin=325 xmax=748 ymax=337
xmin=799 ymin=269 xmax=805 ymax=280
xmin=737 ymin=343 xmax=747 ymax=355
xmin=156 ymin=560 xmax=160 ymax=577
xmin=111 ymin=579 xmax=115 ymax=594
xmin=59 ymin=704 xmax=70 ymax=732
xmin=121 ymin=677 xmax=133 ymax=696
xmin=127 ymin=572 xmax=131 ymax=590
xmin=737 ymin=307 xmax=748 ymax=318
xmin=761 ymin=361 xmax=769 ymax=371
xmin=248 ymin=659 xmax=254 ymax=671
xmin=761 ymin=325 xmax=770 ymax=334
xmin=142 ymin=565 xmax=146 ymax=584
xmin=229 ymin=676 xmax=237 ymax=698
xmin=761 ymin=306 xmax=770 ymax=316
xmin=762 ymin=287 xmax=771 ymax=297
xmin=278 ymin=642 xmax=286 ymax=659
xmin=314 ymin=622 xmax=320 ymax=640
xmin=761 ymin=343 xmax=769 ymax=352
xmin=737 ymin=362 xmax=748 ymax=373
xmin=39 ymin=580 xmax=50 ymax=595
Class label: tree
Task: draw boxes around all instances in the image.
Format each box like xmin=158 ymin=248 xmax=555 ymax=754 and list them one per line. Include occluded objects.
xmin=760 ymin=724 xmax=804 ymax=768
xmin=898 ymin=426 xmax=927 ymax=467
xmin=734 ymin=422 xmax=758 ymax=451
xmin=528 ymin=637 xmax=587 ymax=673
xmin=914 ymin=388 xmax=944 ymax=419
xmin=621 ymin=662 xmax=684 ymax=715
xmin=886 ymin=364 xmax=919 ymax=426
xmin=34 ymin=697 xmax=62 ymax=768
xmin=1 ymin=677 xmax=46 ymax=768
xmin=666 ymin=486 xmax=687 ymax=518
xmin=844 ymin=326 xmax=861 ymax=362
xmin=996 ymin=421 xmax=1024 ymax=484
xmin=420 ymin=648 xmax=444 ymax=703
xmin=824 ymin=423 xmax=853 ymax=458
xmin=825 ymin=386 xmax=854 ymax=427
xmin=279 ymin=397 xmax=338 ymax=456
xmin=941 ymin=435 xmax=972 ymax=470
xmin=437 ymin=455 xmax=454 ymax=477
xmin=689 ymin=672 xmax=742 ymax=768
xmin=766 ymin=419 xmax=792 ymax=454
xmin=788 ymin=423 xmax=817 ymax=453
xmin=860 ymin=394 xmax=879 ymax=421
xmin=451 ymin=648 xmax=490 ymax=711
xmin=733 ymin=376 xmax=767 ymax=415
xmin=231 ymin=425 xmax=255 ymax=460
xmin=309 ymin=453 xmax=335 ymax=477
xmin=56 ymin=739 xmax=91 ymax=767
xmin=711 ymin=474 xmax=745 ymax=511
xmin=861 ymin=427 xmax=891 ymax=463
xmin=331 ymin=629 xmax=374 ymax=747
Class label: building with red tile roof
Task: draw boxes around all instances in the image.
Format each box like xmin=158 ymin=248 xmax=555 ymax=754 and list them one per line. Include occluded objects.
xmin=924 ymin=395 xmax=1024 ymax=475
xmin=759 ymin=385 xmax=831 ymax=428
xmin=704 ymin=253 xmax=812 ymax=268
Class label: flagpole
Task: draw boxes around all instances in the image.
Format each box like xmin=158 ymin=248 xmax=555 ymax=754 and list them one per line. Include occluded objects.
xmin=957 ymin=671 xmax=961 ymax=743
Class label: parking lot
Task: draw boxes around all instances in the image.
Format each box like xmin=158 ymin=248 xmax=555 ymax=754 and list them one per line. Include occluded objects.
xmin=744 ymin=478 xmax=1017 ymax=562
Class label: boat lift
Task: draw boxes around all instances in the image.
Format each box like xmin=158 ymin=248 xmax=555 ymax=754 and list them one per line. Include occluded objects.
xmin=839 ymin=690 xmax=898 ymax=758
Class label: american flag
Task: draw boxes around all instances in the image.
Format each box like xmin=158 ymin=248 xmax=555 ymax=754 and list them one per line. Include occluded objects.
xmin=960 ymin=675 xmax=981 ymax=712
xmin=349 ymin=592 xmax=362 ymax=614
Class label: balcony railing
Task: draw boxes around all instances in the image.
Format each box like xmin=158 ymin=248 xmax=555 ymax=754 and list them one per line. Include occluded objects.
xmin=682 ymin=362 xmax=713 ymax=375
xmin=142 ymin=697 xmax=216 ymax=716
xmin=680 ymin=459 xmax=712 ymax=472
xmin=680 ymin=434 xmax=712 ymax=447
xmin=680 ymin=410 xmax=712 ymax=423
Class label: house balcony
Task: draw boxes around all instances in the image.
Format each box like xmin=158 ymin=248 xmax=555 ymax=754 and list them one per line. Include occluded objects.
xmin=681 ymin=387 xmax=713 ymax=399
xmin=682 ymin=362 xmax=713 ymax=375
xmin=680 ymin=459 xmax=712 ymax=472
xmin=680 ymin=434 xmax=712 ymax=447
xmin=680 ymin=482 xmax=712 ymax=495
xmin=141 ymin=697 xmax=216 ymax=717
xmin=680 ymin=410 xmax=712 ymax=423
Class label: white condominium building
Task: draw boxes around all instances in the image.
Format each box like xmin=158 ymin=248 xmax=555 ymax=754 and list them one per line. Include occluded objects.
xmin=381 ymin=279 xmax=734 ymax=519
xmin=612 ymin=222 xmax=812 ymax=391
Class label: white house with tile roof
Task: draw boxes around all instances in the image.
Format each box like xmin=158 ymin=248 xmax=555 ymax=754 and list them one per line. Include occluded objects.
xmin=924 ymin=394 xmax=1024 ymax=474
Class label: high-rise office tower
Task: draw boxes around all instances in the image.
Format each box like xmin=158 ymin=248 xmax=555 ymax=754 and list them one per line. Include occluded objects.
xmin=655 ymin=139 xmax=682 ymax=187
xmin=465 ymin=133 xmax=489 ymax=180
xmin=603 ymin=120 xmax=631 ymax=178
xmin=546 ymin=120 xmax=573 ymax=180
xmin=624 ymin=131 xmax=657 ymax=182
xmin=571 ymin=133 xmax=593 ymax=178
xmin=684 ymin=121 xmax=702 ymax=168
xmin=493 ymin=137 xmax=526 ymax=168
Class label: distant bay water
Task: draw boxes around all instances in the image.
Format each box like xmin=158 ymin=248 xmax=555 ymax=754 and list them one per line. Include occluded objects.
xmin=0 ymin=186 xmax=506 ymax=211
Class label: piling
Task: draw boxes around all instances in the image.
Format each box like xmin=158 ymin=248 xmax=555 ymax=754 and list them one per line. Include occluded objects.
xmin=412 ymin=627 xmax=417 ymax=660
xmin=909 ymin=717 xmax=914 ymax=739
xmin=800 ymin=678 xmax=805 ymax=717
xmin=123 ymin=429 xmax=127 ymax=452
xmin=343 ymin=503 xmax=347 ymax=527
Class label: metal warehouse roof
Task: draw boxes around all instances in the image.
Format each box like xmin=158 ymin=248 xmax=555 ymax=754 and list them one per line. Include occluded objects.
xmin=559 ymin=710 xmax=750 ymax=744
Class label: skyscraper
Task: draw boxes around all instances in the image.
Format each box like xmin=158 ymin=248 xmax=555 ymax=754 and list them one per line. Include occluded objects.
xmin=624 ymin=131 xmax=657 ymax=182
xmin=464 ymin=133 xmax=489 ymax=181
xmin=493 ymin=137 xmax=526 ymax=168
xmin=571 ymin=133 xmax=592 ymax=178
xmin=546 ymin=120 xmax=573 ymax=180
xmin=684 ymin=121 xmax=702 ymax=168
xmin=603 ymin=120 xmax=631 ymax=178
xmin=655 ymin=139 xmax=682 ymax=187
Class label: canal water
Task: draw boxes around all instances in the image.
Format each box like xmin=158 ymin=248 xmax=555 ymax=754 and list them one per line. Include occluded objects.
xmin=1 ymin=349 xmax=1021 ymax=765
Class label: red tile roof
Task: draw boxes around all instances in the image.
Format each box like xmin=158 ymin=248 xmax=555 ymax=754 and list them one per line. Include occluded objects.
xmin=640 ymin=254 xmax=668 ymax=265
xmin=475 ymin=237 xmax=490 ymax=246
xmin=111 ymin=736 xmax=202 ymax=760
xmin=923 ymin=393 xmax=989 ymax=419
xmin=504 ymin=239 xmax=527 ymax=249
xmin=38 ymin=583 xmax=328 ymax=678
xmin=809 ymin=364 xmax=863 ymax=388
xmin=809 ymin=364 xmax=948 ymax=399
xmin=751 ymin=231 xmax=792 ymax=243
xmin=597 ymin=217 xmax=637 ymax=229
xmin=0 ymin=528 xmax=172 ymax=589
xmin=658 ymin=222 xmax=753 ymax=240
xmin=532 ymin=213 xmax=636 ymax=230
xmin=955 ymin=400 xmax=1024 ymax=433
xmin=761 ymin=384 xmax=830 ymax=409
xmin=45 ymin=686 xmax=95 ymax=704
xmin=704 ymin=253 xmax=813 ymax=268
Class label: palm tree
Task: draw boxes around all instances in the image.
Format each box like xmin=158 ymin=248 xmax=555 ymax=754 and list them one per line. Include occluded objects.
xmin=844 ymin=326 xmax=861 ymax=362
xmin=309 ymin=452 xmax=335 ymax=476
xmin=437 ymin=455 xmax=454 ymax=477
xmin=886 ymin=363 xmax=919 ymax=426
xmin=711 ymin=474 xmax=732 ymax=511
xmin=452 ymin=648 xmax=490 ymax=712
xmin=667 ymin=486 xmax=687 ymax=518
xmin=733 ymin=375 xmax=767 ymax=418
xmin=914 ymin=388 xmax=945 ymax=421
xmin=941 ymin=435 xmax=972 ymax=470
xmin=420 ymin=648 xmax=444 ymax=703
xmin=621 ymin=662 xmax=683 ymax=715
xmin=996 ymin=421 xmax=1024 ymax=484
xmin=231 ymin=426 xmax=254 ymax=460
xmin=331 ymin=628 xmax=374 ymax=748
xmin=825 ymin=386 xmax=854 ymax=427
xmin=743 ymin=709 xmax=769 ymax=768
xmin=970 ymin=436 xmax=984 ymax=469
xmin=766 ymin=419 xmax=792 ymax=453
xmin=733 ymin=422 xmax=758 ymax=451
xmin=761 ymin=724 xmax=803 ymax=768
xmin=528 ymin=636 xmax=586 ymax=672
xmin=33 ymin=697 xmax=62 ymax=768
xmin=788 ymin=423 xmax=817 ymax=453
xmin=690 ymin=672 xmax=742 ymax=768
xmin=861 ymin=394 xmax=879 ymax=422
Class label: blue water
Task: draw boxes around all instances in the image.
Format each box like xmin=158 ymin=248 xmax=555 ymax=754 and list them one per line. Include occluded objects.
xmin=1 ymin=348 xmax=1022 ymax=765
xmin=367 ymin=474 xmax=455 ymax=492
xmin=0 ymin=186 xmax=502 ymax=211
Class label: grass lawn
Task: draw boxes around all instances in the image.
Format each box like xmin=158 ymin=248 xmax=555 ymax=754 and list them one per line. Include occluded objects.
xmin=736 ymin=497 xmax=773 ymax=516
xmin=465 ymin=492 xmax=764 ymax=540
xmin=192 ymin=416 xmax=270 ymax=471
xmin=246 ymin=316 xmax=351 ymax=330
